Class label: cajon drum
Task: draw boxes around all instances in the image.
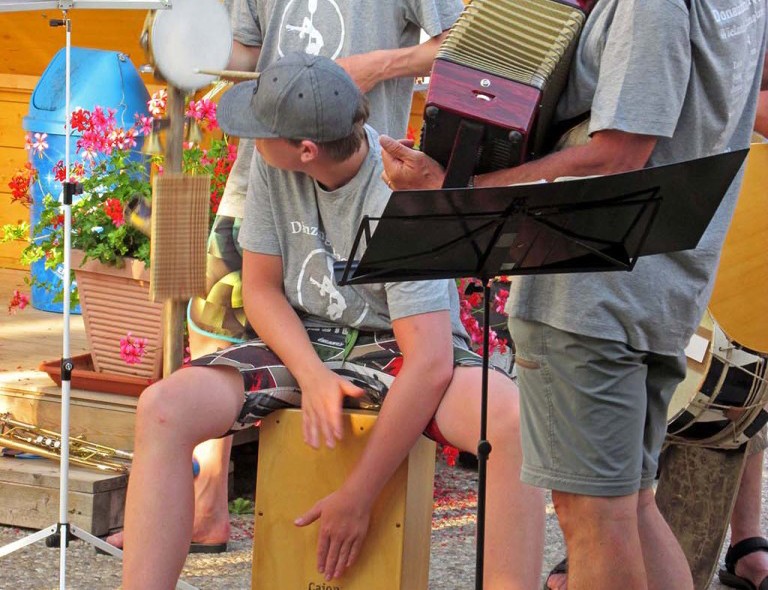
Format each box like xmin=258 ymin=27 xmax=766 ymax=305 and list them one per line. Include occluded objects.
xmin=252 ymin=409 xmax=436 ymax=590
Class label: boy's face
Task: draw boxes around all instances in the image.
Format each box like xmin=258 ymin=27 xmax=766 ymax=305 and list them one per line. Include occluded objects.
xmin=254 ymin=137 xmax=304 ymax=171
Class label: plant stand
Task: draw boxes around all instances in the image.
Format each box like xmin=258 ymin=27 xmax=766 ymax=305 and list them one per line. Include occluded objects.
xmin=72 ymin=249 xmax=164 ymax=380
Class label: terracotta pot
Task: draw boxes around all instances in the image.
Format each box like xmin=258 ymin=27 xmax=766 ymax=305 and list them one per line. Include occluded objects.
xmin=71 ymin=250 xmax=163 ymax=380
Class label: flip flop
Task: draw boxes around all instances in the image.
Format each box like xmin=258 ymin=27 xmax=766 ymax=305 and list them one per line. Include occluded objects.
xmin=719 ymin=537 xmax=768 ymax=590
xmin=96 ymin=537 xmax=228 ymax=555
xmin=543 ymin=556 xmax=568 ymax=590
xmin=189 ymin=541 xmax=228 ymax=554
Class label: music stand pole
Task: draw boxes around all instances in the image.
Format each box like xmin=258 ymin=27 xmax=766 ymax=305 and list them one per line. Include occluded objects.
xmin=473 ymin=278 xmax=492 ymax=589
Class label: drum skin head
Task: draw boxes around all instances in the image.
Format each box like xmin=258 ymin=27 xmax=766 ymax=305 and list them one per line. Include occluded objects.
xmin=151 ymin=0 xmax=232 ymax=92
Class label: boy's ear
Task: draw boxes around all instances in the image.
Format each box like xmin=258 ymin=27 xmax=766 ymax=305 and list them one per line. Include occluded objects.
xmin=298 ymin=140 xmax=320 ymax=163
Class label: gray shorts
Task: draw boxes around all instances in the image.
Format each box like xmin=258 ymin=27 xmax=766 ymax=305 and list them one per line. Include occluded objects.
xmin=509 ymin=318 xmax=686 ymax=497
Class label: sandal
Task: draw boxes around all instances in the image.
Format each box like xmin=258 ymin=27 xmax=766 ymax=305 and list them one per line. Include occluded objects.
xmin=543 ymin=557 xmax=568 ymax=590
xmin=719 ymin=537 xmax=768 ymax=590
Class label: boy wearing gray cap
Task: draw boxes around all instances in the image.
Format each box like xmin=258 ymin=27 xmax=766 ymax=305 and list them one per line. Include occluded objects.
xmin=121 ymin=53 xmax=544 ymax=590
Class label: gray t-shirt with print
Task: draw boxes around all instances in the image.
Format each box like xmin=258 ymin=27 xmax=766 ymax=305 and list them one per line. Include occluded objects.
xmin=505 ymin=0 xmax=767 ymax=356
xmin=218 ymin=0 xmax=464 ymax=219
xmin=238 ymin=125 xmax=470 ymax=342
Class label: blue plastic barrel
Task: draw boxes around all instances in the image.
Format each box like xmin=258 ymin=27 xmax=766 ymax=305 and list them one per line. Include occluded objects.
xmin=22 ymin=48 xmax=150 ymax=313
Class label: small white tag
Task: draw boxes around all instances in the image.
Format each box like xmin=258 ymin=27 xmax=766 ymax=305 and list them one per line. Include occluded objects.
xmin=685 ymin=332 xmax=709 ymax=363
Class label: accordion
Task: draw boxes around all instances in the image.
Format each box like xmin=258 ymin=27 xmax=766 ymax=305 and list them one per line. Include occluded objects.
xmin=421 ymin=0 xmax=596 ymax=184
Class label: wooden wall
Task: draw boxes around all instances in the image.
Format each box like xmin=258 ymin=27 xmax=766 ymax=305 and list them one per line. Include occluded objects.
xmin=0 ymin=10 xmax=154 ymax=270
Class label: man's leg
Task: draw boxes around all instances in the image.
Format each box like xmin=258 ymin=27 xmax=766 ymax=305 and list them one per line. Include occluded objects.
xmin=434 ymin=367 xmax=545 ymax=590
xmin=637 ymin=487 xmax=694 ymax=589
xmin=726 ymin=448 xmax=768 ymax=586
xmin=122 ymin=366 xmax=244 ymax=590
xmin=554 ymin=491 xmax=646 ymax=590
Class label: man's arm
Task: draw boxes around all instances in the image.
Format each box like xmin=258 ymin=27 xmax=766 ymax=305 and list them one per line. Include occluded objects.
xmin=336 ymin=31 xmax=449 ymax=93
xmin=295 ymin=309 xmax=455 ymax=580
xmin=241 ymin=250 xmax=363 ymax=448
xmin=226 ymin=40 xmax=262 ymax=76
xmin=378 ymin=129 xmax=658 ymax=190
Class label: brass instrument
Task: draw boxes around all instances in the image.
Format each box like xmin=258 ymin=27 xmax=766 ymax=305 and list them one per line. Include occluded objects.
xmin=0 ymin=413 xmax=132 ymax=474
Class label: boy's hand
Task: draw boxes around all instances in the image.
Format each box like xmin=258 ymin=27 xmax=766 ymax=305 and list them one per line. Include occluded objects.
xmin=379 ymin=134 xmax=445 ymax=191
xmin=299 ymin=367 xmax=364 ymax=449
xmin=294 ymin=488 xmax=372 ymax=581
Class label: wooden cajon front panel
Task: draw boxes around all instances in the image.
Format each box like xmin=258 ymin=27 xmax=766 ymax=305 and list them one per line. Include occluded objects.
xmin=252 ymin=409 xmax=436 ymax=590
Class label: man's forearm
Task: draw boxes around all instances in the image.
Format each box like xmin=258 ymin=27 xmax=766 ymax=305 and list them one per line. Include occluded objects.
xmin=474 ymin=130 xmax=657 ymax=187
xmin=366 ymin=32 xmax=448 ymax=83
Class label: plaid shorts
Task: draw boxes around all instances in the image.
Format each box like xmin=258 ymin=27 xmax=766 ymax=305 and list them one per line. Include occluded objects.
xmin=191 ymin=327 xmax=491 ymax=442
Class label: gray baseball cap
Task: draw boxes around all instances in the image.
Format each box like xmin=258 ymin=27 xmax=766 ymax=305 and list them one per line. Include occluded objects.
xmin=216 ymin=52 xmax=363 ymax=142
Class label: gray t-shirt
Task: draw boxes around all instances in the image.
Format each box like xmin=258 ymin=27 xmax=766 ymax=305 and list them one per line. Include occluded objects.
xmin=505 ymin=0 xmax=767 ymax=355
xmin=218 ymin=0 xmax=464 ymax=219
xmin=238 ymin=125 xmax=470 ymax=343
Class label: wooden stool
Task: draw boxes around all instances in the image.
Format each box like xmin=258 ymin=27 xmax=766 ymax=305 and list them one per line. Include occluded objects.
xmin=252 ymin=409 xmax=436 ymax=590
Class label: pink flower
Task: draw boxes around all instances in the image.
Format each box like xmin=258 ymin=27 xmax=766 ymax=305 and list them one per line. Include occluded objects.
xmin=493 ymin=288 xmax=509 ymax=315
xmin=119 ymin=332 xmax=148 ymax=365
xmin=135 ymin=114 xmax=154 ymax=136
xmin=186 ymin=98 xmax=218 ymax=130
xmin=31 ymin=133 xmax=48 ymax=157
xmin=148 ymin=89 xmax=167 ymax=118
xmin=8 ymin=290 xmax=30 ymax=314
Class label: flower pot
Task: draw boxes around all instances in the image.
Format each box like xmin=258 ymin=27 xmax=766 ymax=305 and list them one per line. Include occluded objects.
xmin=71 ymin=250 xmax=163 ymax=380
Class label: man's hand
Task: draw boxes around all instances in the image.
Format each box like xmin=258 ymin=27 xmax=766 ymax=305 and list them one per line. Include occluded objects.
xmin=295 ymin=487 xmax=372 ymax=581
xmin=379 ymin=135 xmax=445 ymax=190
xmin=298 ymin=367 xmax=364 ymax=449
xmin=336 ymin=53 xmax=384 ymax=93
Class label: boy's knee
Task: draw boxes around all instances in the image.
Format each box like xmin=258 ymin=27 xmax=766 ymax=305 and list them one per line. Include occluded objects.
xmin=135 ymin=380 xmax=186 ymax=434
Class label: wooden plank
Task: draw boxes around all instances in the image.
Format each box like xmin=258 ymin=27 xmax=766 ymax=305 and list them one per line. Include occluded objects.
xmin=0 ymin=11 xmax=153 ymax=83
xmin=0 ymin=100 xmax=29 ymax=149
xmin=0 ymin=456 xmax=126 ymax=494
xmin=0 ymin=473 xmax=126 ymax=536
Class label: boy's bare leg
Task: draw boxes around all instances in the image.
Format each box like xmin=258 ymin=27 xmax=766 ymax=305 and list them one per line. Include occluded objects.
xmin=433 ymin=367 xmax=545 ymax=590
xmin=122 ymin=366 xmax=243 ymax=590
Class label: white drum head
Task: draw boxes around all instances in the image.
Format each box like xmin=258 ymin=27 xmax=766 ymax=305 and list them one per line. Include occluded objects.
xmin=151 ymin=0 xmax=232 ymax=92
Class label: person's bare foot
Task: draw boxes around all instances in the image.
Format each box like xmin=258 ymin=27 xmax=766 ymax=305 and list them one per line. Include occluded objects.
xmin=546 ymin=572 xmax=567 ymax=589
xmin=104 ymin=514 xmax=230 ymax=550
xmin=545 ymin=558 xmax=568 ymax=589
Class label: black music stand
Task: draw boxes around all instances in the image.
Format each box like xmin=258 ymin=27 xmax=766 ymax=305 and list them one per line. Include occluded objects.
xmin=335 ymin=149 xmax=748 ymax=589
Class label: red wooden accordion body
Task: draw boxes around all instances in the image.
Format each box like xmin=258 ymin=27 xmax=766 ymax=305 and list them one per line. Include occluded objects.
xmin=421 ymin=0 xmax=596 ymax=176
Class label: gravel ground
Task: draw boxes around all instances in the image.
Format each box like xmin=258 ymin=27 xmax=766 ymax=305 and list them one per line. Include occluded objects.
xmin=0 ymin=455 xmax=763 ymax=590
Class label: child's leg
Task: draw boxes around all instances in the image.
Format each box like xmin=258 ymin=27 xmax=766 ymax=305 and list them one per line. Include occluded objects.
xmin=433 ymin=367 xmax=544 ymax=590
xmin=123 ymin=366 xmax=244 ymax=590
